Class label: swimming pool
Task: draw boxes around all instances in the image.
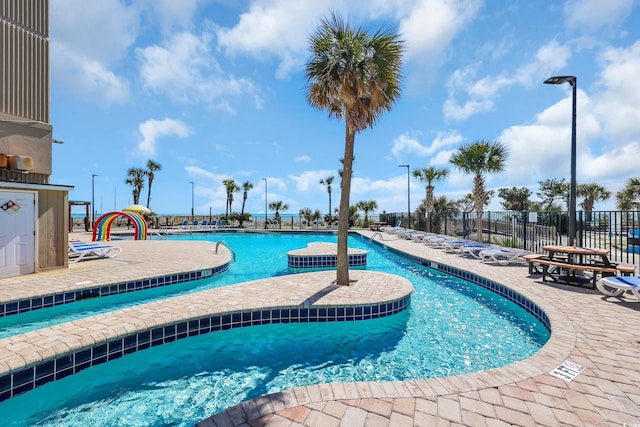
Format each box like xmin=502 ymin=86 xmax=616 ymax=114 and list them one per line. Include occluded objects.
xmin=0 ymin=233 xmax=550 ymax=426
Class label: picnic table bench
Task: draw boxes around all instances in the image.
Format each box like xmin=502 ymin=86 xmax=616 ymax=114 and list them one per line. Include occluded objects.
xmin=369 ymin=221 xmax=388 ymax=231
xmin=523 ymin=252 xmax=636 ymax=287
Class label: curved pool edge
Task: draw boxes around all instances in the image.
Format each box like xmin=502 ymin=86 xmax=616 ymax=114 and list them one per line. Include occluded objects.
xmin=0 ymin=240 xmax=232 ymax=318
xmin=198 ymin=231 xmax=576 ymax=426
xmin=0 ymin=270 xmax=413 ymax=403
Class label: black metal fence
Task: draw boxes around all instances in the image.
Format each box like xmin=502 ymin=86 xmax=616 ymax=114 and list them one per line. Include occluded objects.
xmin=383 ymin=210 xmax=640 ymax=266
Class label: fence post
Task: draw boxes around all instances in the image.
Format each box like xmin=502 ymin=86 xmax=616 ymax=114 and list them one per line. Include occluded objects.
xmin=577 ymin=210 xmax=583 ymax=247
xmin=522 ymin=211 xmax=528 ymax=251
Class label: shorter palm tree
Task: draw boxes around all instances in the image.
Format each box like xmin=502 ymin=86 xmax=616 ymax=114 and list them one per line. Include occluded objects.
xmin=268 ymin=200 xmax=289 ymax=229
xmin=356 ymin=200 xmax=378 ymax=227
xmin=299 ymin=208 xmax=313 ymax=227
xmin=145 ymin=160 xmax=161 ymax=210
xmin=240 ymin=181 xmax=253 ymax=216
xmin=577 ymin=183 xmax=610 ymax=224
xmin=312 ymin=209 xmax=322 ymax=228
xmin=431 ymin=196 xmax=460 ymax=234
xmin=413 ymin=166 xmax=448 ymax=232
xmin=319 ymin=175 xmax=335 ymax=221
xmin=616 ymin=178 xmax=640 ymax=210
xmin=450 ymin=140 xmax=508 ymax=241
xmin=223 ymin=179 xmax=240 ymax=217
xmin=125 ymin=167 xmax=146 ymax=205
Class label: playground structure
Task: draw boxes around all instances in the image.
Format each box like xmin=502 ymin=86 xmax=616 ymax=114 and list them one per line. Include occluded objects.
xmin=92 ymin=211 xmax=148 ymax=241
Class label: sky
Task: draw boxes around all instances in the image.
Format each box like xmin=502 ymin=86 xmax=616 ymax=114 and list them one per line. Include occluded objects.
xmin=49 ymin=0 xmax=640 ymax=218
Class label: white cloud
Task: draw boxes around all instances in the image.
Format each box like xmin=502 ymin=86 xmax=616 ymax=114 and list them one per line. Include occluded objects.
xmin=288 ymin=170 xmax=337 ymax=193
xmin=51 ymin=0 xmax=138 ymax=103
xmin=444 ymin=40 xmax=571 ymax=120
xmin=593 ymin=41 xmax=640 ymax=138
xmin=399 ymin=0 xmax=482 ymax=61
xmin=215 ymin=0 xmax=331 ymax=78
xmin=137 ymin=118 xmax=191 ymax=156
xmin=564 ymin=0 xmax=633 ymax=34
xmin=443 ymin=98 xmax=493 ymax=121
xmin=137 ymin=32 xmax=257 ymax=110
xmin=392 ymin=131 xmax=464 ymax=159
xmin=294 ymin=155 xmax=312 ymax=163
xmin=138 ymin=0 xmax=203 ymax=34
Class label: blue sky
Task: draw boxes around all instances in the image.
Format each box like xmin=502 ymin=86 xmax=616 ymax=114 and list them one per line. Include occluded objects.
xmin=50 ymin=0 xmax=640 ymax=217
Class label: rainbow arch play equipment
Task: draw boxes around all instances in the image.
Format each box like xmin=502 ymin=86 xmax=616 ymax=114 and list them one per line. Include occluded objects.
xmin=92 ymin=211 xmax=148 ymax=241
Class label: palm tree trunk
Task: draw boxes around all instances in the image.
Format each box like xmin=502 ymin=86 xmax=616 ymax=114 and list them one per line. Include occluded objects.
xmin=336 ymin=125 xmax=355 ymax=286
xmin=146 ymin=180 xmax=153 ymax=209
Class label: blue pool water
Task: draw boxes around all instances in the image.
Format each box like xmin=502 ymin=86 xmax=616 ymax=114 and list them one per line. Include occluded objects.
xmin=0 ymin=233 xmax=550 ymax=426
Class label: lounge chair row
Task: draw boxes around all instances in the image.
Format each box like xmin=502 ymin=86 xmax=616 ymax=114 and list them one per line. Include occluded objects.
xmin=173 ymin=219 xmax=231 ymax=230
xmin=381 ymin=227 xmax=640 ymax=300
xmin=382 ymin=227 xmax=533 ymax=265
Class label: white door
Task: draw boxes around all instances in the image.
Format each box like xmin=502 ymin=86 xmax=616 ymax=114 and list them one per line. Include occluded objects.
xmin=0 ymin=190 xmax=36 ymax=278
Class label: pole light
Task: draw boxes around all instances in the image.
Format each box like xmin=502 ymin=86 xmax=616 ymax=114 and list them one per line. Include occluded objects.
xmin=189 ymin=181 xmax=194 ymax=221
xmin=91 ymin=174 xmax=98 ymax=230
xmin=399 ymin=164 xmax=410 ymax=228
xmin=262 ymin=178 xmax=268 ymax=229
xmin=544 ymin=75 xmax=577 ymax=246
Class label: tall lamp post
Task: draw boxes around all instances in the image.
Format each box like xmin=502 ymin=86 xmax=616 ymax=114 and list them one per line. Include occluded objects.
xmin=399 ymin=164 xmax=410 ymax=228
xmin=544 ymin=75 xmax=577 ymax=246
xmin=91 ymin=174 xmax=98 ymax=230
xmin=262 ymin=178 xmax=268 ymax=229
xmin=189 ymin=181 xmax=194 ymax=222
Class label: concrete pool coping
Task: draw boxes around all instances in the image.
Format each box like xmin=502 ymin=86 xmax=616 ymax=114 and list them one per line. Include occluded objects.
xmin=0 ymin=230 xmax=639 ymax=426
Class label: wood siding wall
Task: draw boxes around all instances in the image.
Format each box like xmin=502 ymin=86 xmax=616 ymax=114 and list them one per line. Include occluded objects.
xmin=38 ymin=189 xmax=68 ymax=270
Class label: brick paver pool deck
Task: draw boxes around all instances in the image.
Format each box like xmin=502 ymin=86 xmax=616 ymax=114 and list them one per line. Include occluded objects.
xmin=1 ymin=230 xmax=639 ymax=426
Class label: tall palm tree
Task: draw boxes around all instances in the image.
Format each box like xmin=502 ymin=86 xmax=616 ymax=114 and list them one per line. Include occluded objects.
xmin=222 ymin=179 xmax=239 ymax=217
xmin=268 ymin=200 xmax=288 ymax=229
xmin=145 ymin=160 xmax=161 ymax=210
xmin=450 ymin=140 xmax=508 ymax=241
xmin=357 ymin=200 xmax=377 ymax=226
xmin=125 ymin=167 xmax=146 ymax=205
xmin=240 ymin=181 xmax=253 ymax=216
xmin=319 ymin=175 xmax=335 ymax=221
xmin=413 ymin=166 xmax=449 ymax=231
xmin=306 ymin=12 xmax=404 ymax=285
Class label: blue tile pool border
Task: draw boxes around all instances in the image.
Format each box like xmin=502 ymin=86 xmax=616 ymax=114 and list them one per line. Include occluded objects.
xmin=363 ymin=235 xmax=551 ymax=331
xmin=0 ymin=263 xmax=230 ymax=318
xmin=288 ymin=253 xmax=367 ymax=268
xmin=0 ymin=294 xmax=411 ymax=403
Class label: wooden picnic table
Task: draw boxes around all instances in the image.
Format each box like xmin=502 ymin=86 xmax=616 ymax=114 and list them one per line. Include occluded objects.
xmin=528 ymin=245 xmax=635 ymax=287
xmin=370 ymin=221 xmax=387 ymax=231
xmin=542 ymin=245 xmax=611 ymax=265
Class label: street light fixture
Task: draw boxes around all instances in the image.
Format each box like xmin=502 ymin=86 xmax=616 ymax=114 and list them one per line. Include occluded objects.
xmin=544 ymin=75 xmax=577 ymax=246
xmin=262 ymin=178 xmax=268 ymax=229
xmin=91 ymin=174 xmax=98 ymax=230
xmin=399 ymin=164 xmax=410 ymax=228
xmin=189 ymin=182 xmax=194 ymax=222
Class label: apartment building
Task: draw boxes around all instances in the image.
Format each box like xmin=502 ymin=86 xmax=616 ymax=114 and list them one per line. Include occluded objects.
xmin=0 ymin=0 xmax=72 ymax=278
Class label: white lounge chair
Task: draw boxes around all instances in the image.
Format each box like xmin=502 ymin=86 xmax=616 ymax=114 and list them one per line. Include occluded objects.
xmin=478 ymin=248 xmax=531 ymax=265
xmin=458 ymin=243 xmax=496 ymax=258
xmin=69 ymin=241 xmax=122 ymax=263
xmin=595 ymin=276 xmax=640 ymax=300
